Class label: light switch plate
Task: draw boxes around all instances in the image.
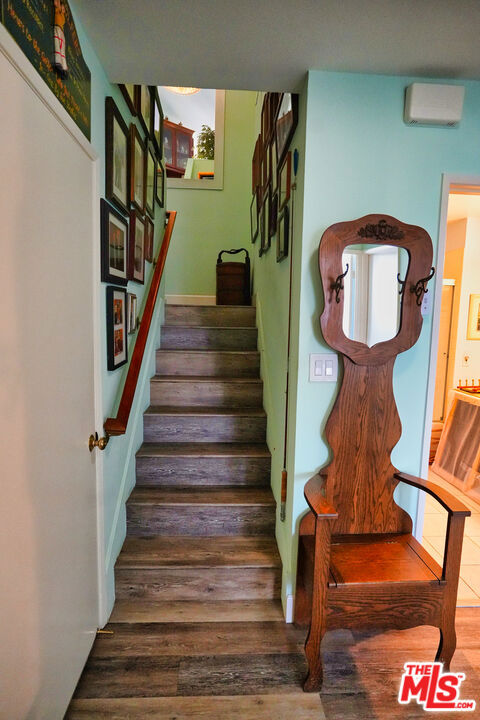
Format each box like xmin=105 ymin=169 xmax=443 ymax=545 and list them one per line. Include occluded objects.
xmin=309 ymin=353 xmax=338 ymax=382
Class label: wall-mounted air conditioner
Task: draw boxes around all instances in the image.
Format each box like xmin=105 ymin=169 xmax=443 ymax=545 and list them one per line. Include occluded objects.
xmin=404 ymin=83 xmax=465 ymax=126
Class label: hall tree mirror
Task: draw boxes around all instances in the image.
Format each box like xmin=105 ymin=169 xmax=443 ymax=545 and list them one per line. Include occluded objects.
xmin=341 ymin=243 xmax=409 ymax=347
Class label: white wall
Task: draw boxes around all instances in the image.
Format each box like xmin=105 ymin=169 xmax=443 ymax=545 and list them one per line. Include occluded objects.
xmin=452 ymin=217 xmax=480 ymax=384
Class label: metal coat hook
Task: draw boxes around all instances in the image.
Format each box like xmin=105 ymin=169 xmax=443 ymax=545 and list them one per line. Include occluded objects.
xmin=332 ymin=264 xmax=349 ymax=303
xmin=411 ymin=267 xmax=435 ymax=306
xmin=397 ymin=273 xmax=406 ymax=296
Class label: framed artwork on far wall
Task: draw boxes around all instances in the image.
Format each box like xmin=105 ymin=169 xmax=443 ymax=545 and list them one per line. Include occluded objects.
xmin=105 ymin=97 xmax=129 ymax=214
xmin=275 ymin=93 xmax=299 ymax=168
xmin=278 ymin=150 xmax=292 ymax=211
xmin=100 ymin=199 xmax=128 ymax=285
xmin=129 ymin=210 xmax=145 ymax=284
xmin=127 ymin=293 xmax=138 ymax=334
xmin=250 ymin=193 xmax=258 ymax=244
xmin=467 ymin=294 xmax=480 ymax=339
xmin=151 ymin=87 xmax=164 ymax=159
xmin=156 ymin=159 xmax=165 ymax=207
xmin=269 ymin=191 xmax=278 ymax=239
xmin=277 ymin=204 xmax=289 ymax=262
xmin=259 ymin=192 xmax=270 ymax=257
xmin=135 ymin=85 xmax=152 ymax=137
xmin=118 ymin=84 xmax=136 ymax=115
xmin=129 ymin=124 xmax=147 ymax=214
xmin=146 ymin=142 xmax=156 ymax=218
xmin=106 ymin=285 xmax=128 ymax=370
xmin=144 ymin=215 xmax=154 ymax=262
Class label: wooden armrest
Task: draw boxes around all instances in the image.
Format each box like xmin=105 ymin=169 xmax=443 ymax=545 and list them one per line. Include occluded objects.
xmin=304 ymin=473 xmax=338 ymax=519
xmin=394 ymin=472 xmax=471 ymax=517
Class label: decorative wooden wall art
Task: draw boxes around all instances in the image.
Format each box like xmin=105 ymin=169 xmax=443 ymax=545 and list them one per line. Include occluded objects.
xmin=295 ymin=213 xmax=470 ymax=692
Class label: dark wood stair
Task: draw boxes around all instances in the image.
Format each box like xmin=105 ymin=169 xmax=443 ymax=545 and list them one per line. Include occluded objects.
xmin=66 ymin=304 xmax=317 ymax=717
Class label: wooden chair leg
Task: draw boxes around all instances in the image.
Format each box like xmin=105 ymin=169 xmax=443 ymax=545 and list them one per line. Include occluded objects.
xmin=435 ymin=623 xmax=457 ymax=671
xmin=303 ymin=610 xmax=326 ymax=691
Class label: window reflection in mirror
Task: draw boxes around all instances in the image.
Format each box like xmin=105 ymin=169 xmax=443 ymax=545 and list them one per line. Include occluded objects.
xmin=157 ymin=87 xmax=225 ymax=190
xmin=342 ymin=244 xmax=409 ymax=347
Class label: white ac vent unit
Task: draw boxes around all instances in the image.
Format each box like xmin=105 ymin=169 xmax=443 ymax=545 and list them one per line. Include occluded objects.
xmin=404 ymin=83 xmax=465 ymax=126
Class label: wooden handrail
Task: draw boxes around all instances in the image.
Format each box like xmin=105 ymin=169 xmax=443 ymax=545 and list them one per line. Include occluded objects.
xmin=104 ymin=210 xmax=177 ymax=437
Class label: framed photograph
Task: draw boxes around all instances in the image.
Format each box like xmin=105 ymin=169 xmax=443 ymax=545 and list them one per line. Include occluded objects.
xmin=105 ymin=97 xmax=129 ymax=214
xmin=100 ymin=199 xmax=128 ymax=285
xmin=129 ymin=124 xmax=146 ymax=213
xmin=259 ymin=192 xmax=270 ymax=257
xmin=119 ymin=84 xmax=136 ymax=115
xmin=275 ymin=93 xmax=299 ymax=168
xmin=151 ymin=87 xmax=164 ymax=158
xmin=262 ymin=138 xmax=271 ymax=197
xmin=135 ymin=85 xmax=152 ymax=137
xmin=128 ymin=210 xmax=145 ymax=284
xmin=156 ymin=159 xmax=165 ymax=207
xmin=144 ymin=215 xmax=154 ymax=262
xmin=252 ymin=134 xmax=261 ymax=195
xmin=467 ymin=294 xmax=480 ymax=339
xmin=271 ymin=136 xmax=278 ymax=192
xmin=277 ymin=204 xmax=289 ymax=262
xmin=127 ymin=293 xmax=138 ymax=334
xmin=261 ymin=94 xmax=270 ymax=145
xmin=146 ymin=142 xmax=156 ymax=218
xmin=250 ymin=193 xmax=258 ymax=244
xmin=269 ymin=191 xmax=278 ymax=239
xmin=106 ymin=286 xmax=128 ymax=370
xmin=278 ymin=151 xmax=292 ymax=211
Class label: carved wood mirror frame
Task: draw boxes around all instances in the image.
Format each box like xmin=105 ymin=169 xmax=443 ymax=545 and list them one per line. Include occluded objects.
xmin=319 ymin=214 xmax=433 ymax=366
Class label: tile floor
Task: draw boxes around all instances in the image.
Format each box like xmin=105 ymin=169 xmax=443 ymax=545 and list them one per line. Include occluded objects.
xmin=421 ymin=469 xmax=480 ymax=606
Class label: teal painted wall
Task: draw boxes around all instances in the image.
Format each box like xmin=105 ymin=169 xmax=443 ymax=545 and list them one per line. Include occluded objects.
xmin=282 ymin=70 xmax=480 ymax=599
xmin=72 ymin=3 xmax=167 ymax=616
xmin=164 ymin=90 xmax=257 ymax=296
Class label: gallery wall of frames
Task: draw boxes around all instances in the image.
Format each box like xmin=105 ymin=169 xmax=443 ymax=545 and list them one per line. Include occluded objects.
xmin=250 ymin=92 xmax=298 ymax=262
xmin=103 ymin=85 xmax=165 ymax=371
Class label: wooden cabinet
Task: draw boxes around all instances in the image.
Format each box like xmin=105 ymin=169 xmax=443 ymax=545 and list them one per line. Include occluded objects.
xmin=163 ymin=119 xmax=194 ymax=178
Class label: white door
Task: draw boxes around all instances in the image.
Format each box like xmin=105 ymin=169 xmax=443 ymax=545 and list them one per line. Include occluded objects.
xmin=433 ymin=283 xmax=455 ymax=421
xmin=0 ymin=37 xmax=98 ymax=719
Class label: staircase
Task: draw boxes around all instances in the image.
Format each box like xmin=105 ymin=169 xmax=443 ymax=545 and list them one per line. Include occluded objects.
xmin=67 ymin=304 xmax=321 ymax=718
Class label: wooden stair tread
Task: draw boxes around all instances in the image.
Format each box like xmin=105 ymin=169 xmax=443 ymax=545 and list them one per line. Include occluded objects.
xmin=109 ymin=599 xmax=284 ymax=623
xmin=127 ymin=487 xmax=275 ymax=506
xmin=136 ymin=442 xmax=271 ymax=458
xmin=151 ymin=376 xmax=263 ymax=383
xmin=145 ymin=406 xmax=266 ymax=416
xmin=116 ymin=536 xmax=281 ymax=568
xmin=156 ymin=349 xmax=260 ymax=355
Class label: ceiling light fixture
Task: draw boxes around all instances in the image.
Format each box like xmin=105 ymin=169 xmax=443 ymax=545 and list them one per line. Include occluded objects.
xmin=164 ymin=86 xmax=200 ymax=96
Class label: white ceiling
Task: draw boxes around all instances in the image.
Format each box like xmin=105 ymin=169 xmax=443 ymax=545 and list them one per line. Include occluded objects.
xmin=448 ymin=193 xmax=480 ymax=222
xmin=74 ymin=0 xmax=480 ymax=91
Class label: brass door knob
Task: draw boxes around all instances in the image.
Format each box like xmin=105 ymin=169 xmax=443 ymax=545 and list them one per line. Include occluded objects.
xmin=88 ymin=432 xmax=110 ymax=452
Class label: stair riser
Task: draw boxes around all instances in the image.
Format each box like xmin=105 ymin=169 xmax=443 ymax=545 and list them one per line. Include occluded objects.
xmin=144 ymin=415 xmax=266 ymax=443
xmin=165 ymin=305 xmax=256 ymax=327
xmin=126 ymin=505 xmax=276 ymax=537
xmin=156 ymin=351 xmax=260 ymax=377
xmin=136 ymin=456 xmax=271 ymax=487
xmin=150 ymin=380 xmax=263 ymax=408
xmin=161 ymin=326 xmax=257 ymax=351
xmin=115 ymin=567 xmax=281 ymax=601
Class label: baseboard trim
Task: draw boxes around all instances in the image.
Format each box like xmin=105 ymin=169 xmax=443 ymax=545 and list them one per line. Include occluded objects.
xmin=166 ymin=294 xmax=216 ymax=306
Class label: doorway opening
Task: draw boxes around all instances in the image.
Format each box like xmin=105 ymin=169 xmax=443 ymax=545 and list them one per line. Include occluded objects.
xmin=421 ymin=177 xmax=480 ymax=607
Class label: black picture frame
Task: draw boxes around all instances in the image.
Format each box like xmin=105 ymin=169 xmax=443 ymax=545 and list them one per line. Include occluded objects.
xmin=105 ymin=97 xmax=129 ymax=215
xmin=127 ymin=293 xmax=138 ymax=334
xmin=100 ymin=199 xmax=128 ymax=285
xmin=118 ymin=84 xmax=136 ymax=115
xmin=269 ymin=191 xmax=278 ymax=239
xmin=144 ymin=215 xmax=154 ymax=262
xmin=278 ymin=150 xmax=292 ymax=212
xmin=146 ymin=142 xmax=156 ymax=218
xmin=151 ymin=86 xmax=164 ymax=158
xmin=250 ymin=193 xmax=258 ymax=244
xmin=259 ymin=191 xmax=270 ymax=257
xmin=128 ymin=209 xmax=145 ymax=284
xmin=275 ymin=93 xmax=299 ymax=169
xmin=106 ymin=285 xmax=128 ymax=371
xmin=156 ymin=159 xmax=165 ymax=207
xmin=277 ymin=204 xmax=289 ymax=262
xmin=129 ymin=123 xmax=147 ymax=214
xmin=135 ymin=85 xmax=152 ymax=137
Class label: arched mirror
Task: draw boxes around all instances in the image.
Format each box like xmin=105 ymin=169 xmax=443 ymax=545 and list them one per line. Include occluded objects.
xmin=341 ymin=244 xmax=409 ymax=347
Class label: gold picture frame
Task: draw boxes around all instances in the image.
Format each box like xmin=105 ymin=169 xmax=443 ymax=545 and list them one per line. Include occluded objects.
xmin=467 ymin=293 xmax=480 ymax=340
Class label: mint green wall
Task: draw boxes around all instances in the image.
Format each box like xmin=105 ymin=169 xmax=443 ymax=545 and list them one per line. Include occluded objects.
xmin=164 ymin=91 xmax=256 ymax=296
xmin=283 ymin=70 xmax=480 ymax=599
xmin=72 ymin=3 xmax=167 ymax=617
xmin=250 ymin=87 xmax=306 ymax=612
